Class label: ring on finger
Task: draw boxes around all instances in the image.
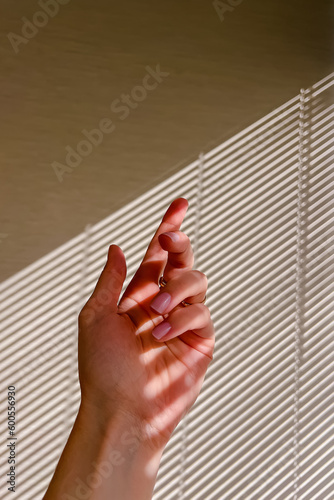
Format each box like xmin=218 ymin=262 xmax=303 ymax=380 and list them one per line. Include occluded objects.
xmin=158 ymin=276 xmax=206 ymax=306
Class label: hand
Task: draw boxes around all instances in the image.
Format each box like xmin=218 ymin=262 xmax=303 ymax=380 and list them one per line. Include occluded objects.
xmin=78 ymin=198 xmax=215 ymax=450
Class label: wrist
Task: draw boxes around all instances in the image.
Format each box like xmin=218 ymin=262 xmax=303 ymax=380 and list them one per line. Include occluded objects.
xmin=78 ymin=396 xmax=170 ymax=452
xmin=73 ymin=399 xmax=166 ymax=499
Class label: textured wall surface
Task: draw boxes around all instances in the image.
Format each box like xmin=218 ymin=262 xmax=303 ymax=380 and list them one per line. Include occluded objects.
xmin=1 ymin=75 xmax=332 ymax=499
xmin=0 ymin=0 xmax=333 ymax=281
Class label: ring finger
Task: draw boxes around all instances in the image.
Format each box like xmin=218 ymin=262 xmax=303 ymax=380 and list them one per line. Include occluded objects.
xmin=152 ymin=303 xmax=215 ymax=347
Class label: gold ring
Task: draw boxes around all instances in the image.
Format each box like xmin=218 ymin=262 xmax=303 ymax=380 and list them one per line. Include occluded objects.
xmin=158 ymin=276 xmax=206 ymax=306
xmin=159 ymin=276 xmax=167 ymax=288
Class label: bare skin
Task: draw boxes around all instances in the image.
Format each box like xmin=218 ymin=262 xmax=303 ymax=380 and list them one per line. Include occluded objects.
xmin=43 ymin=198 xmax=215 ymax=500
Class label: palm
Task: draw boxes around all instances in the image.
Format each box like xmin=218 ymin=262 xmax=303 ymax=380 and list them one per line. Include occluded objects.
xmin=123 ymin=295 xmax=212 ymax=439
xmin=80 ymin=299 xmax=212 ymax=442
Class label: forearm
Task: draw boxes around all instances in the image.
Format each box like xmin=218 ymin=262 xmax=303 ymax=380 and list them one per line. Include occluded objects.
xmin=43 ymin=402 xmax=165 ymax=500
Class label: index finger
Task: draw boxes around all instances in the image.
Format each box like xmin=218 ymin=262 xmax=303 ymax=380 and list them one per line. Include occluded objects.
xmin=120 ymin=198 xmax=189 ymax=302
xmin=143 ymin=197 xmax=189 ymax=266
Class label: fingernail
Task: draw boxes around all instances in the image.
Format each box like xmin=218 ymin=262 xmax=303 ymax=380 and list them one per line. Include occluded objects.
xmin=152 ymin=322 xmax=171 ymax=340
xmin=163 ymin=232 xmax=179 ymax=242
xmin=150 ymin=292 xmax=172 ymax=314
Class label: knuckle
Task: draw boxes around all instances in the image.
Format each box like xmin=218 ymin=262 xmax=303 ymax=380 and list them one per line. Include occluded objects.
xmin=194 ymin=302 xmax=210 ymax=317
xmin=172 ymin=258 xmax=188 ymax=269
xmin=192 ymin=270 xmax=208 ymax=285
xmin=203 ymin=305 xmax=212 ymax=324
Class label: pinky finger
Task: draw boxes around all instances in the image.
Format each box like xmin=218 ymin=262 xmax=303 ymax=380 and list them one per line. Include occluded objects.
xmin=152 ymin=303 xmax=215 ymax=344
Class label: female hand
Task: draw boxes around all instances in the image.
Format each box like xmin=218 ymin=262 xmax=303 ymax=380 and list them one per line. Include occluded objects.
xmin=78 ymin=198 xmax=215 ymax=450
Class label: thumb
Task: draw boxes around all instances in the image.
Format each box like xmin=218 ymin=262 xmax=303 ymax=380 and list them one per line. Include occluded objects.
xmin=90 ymin=245 xmax=127 ymax=311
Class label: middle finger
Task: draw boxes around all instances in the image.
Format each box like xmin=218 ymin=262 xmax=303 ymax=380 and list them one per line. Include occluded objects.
xmin=150 ymin=270 xmax=207 ymax=316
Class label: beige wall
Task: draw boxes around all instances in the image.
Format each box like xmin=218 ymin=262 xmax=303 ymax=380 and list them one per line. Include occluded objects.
xmin=0 ymin=0 xmax=333 ymax=281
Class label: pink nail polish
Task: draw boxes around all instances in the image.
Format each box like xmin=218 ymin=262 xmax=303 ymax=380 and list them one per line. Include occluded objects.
xmin=150 ymin=292 xmax=172 ymax=314
xmin=163 ymin=232 xmax=179 ymax=242
xmin=152 ymin=322 xmax=171 ymax=340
